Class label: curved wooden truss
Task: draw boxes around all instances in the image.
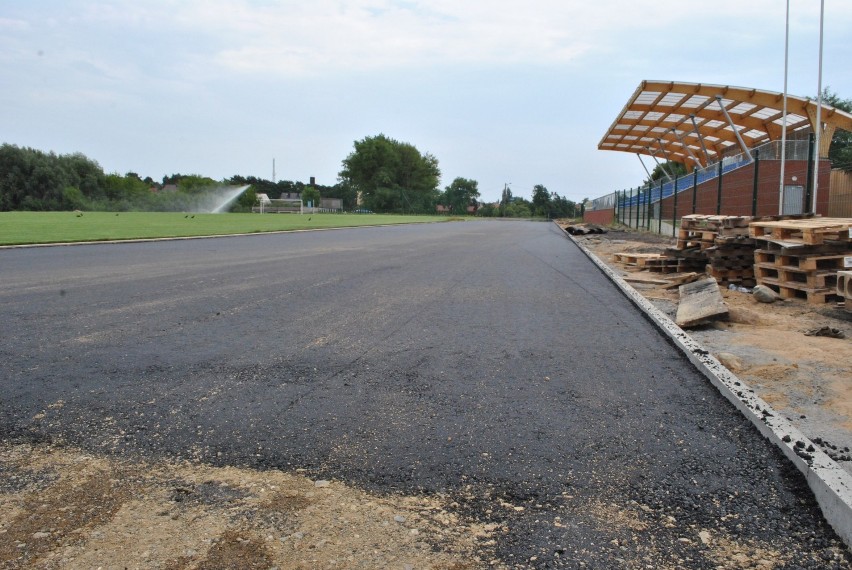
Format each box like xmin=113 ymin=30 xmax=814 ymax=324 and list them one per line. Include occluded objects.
xmin=598 ymin=80 xmax=852 ymax=168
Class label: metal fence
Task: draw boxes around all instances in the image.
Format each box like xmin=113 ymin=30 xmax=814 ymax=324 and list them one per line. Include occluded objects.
xmin=588 ymin=134 xmax=852 ymax=236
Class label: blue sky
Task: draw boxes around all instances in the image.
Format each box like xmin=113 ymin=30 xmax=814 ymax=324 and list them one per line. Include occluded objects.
xmin=2 ymin=1 xmax=851 ymax=203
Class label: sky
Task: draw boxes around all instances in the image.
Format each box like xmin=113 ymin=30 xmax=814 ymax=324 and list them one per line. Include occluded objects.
xmin=2 ymin=1 xmax=851 ymax=204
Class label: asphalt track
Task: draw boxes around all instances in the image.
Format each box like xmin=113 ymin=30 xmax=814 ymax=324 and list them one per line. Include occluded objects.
xmin=1 ymin=220 xmax=849 ymax=568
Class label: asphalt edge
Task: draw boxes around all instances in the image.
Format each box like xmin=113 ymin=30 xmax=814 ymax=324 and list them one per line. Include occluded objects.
xmin=0 ymin=220 xmax=452 ymax=250
xmin=560 ymin=224 xmax=852 ymax=549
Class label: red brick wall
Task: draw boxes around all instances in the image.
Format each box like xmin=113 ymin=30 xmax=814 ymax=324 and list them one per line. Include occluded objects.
xmin=657 ymin=159 xmax=831 ymax=220
xmin=584 ymin=208 xmax=614 ymax=225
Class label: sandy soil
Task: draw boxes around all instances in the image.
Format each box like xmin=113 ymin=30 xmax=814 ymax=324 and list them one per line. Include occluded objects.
xmin=572 ymin=227 xmax=852 ymax=473
xmin=0 ymin=443 xmax=487 ymax=569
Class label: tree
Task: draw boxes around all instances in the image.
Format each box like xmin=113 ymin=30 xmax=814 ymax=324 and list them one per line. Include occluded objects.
xmin=442 ymin=177 xmax=480 ymax=214
xmin=549 ymin=193 xmax=577 ymax=218
xmin=531 ymin=184 xmax=552 ymax=217
xmin=499 ymin=184 xmax=513 ymax=217
xmin=338 ymin=134 xmax=441 ymax=214
xmin=301 ymin=185 xmax=321 ymax=208
xmin=176 ymin=175 xmax=217 ymax=193
xmin=504 ymin=200 xmax=532 ymax=218
xmin=476 ymin=203 xmax=497 ymax=217
xmin=819 ymin=88 xmax=852 ymax=172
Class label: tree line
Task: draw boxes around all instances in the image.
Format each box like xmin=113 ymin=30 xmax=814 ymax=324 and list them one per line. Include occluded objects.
xmin=0 ymin=135 xmax=579 ymax=217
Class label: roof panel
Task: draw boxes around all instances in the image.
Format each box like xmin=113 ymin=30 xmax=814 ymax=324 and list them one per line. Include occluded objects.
xmin=729 ymin=102 xmax=757 ymax=114
xmin=658 ymin=92 xmax=686 ymax=106
xmin=599 ymin=80 xmax=852 ymax=168
xmin=679 ymin=95 xmax=710 ymax=109
xmin=635 ymin=91 xmax=661 ymax=104
xmin=751 ymin=107 xmax=778 ymax=119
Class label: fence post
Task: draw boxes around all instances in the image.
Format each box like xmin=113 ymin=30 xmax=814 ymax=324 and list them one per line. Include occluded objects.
xmin=805 ymin=133 xmax=815 ymax=213
xmin=647 ymin=185 xmax=652 ymax=231
xmin=716 ymin=160 xmax=724 ymax=215
xmin=692 ymin=169 xmax=698 ymax=214
xmin=751 ymin=148 xmax=760 ymax=216
xmin=635 ymin=187 xmax=641 ymax=229
xmin=672 ymin=175 xmax=679 ymax=237
xmin=658 ymin=179 xmax=663 ymax=234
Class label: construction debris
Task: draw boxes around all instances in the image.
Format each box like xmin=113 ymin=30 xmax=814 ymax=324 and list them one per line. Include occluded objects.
xmin=839 ymin=270 xmax=852 ymax=312
xmin=803 ymin=326 xmax=845 ymax=339
xmin=563 ymin=224 xmax=607 ymax=235
xmin=753 ymin=284 xmax=780 ymax=304
xmin=675 ymin=277 xmax=729 ymax=328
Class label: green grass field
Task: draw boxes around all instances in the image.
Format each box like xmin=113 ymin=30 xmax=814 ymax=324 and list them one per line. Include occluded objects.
xmin=0 ymin=211 xmax=457 ymax=246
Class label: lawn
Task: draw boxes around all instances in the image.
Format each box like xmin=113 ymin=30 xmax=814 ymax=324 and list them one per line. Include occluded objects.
xmin=0 ymin=211 xmax=457 ymax=246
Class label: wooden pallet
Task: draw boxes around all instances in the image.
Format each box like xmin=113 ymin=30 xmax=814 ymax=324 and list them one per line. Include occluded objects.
xmin=665 ymin=246 xmax=707 ymax=260
xmin=749 ymin=218 xmax=852 ymax=245
xmin=706 ymin=246 xmax=756 ymax=258
xmin=755 ymin=278 xmax=841 ymax=304
xmin=681 ymin=214 xmax=753 ymax=231
xmin=754 ymin=239 xmax=850 ymax=256
xmin=677 ymin=260 xmax=709 ymax=272
xmin=675 ymin=238 xmax=715 ymax=251
xmin=643 ymin=257 xmax=681 ymax=273
xmin=613 ymin=253 xmax=667 ymax=267
xmin=755 ymin=250 xmax=852 ymax=271
xmin=707 ymin=265 xmax=755 ymax=280
xmin=714 ymin=235 xmax=757 ymax=247
xmin=755 ymin=264 xmax=838 ymax=290
xmin=709 ymin=258 xmax=754 ymax=271
xmin=679 ymin=229 xmax=718 ymax=242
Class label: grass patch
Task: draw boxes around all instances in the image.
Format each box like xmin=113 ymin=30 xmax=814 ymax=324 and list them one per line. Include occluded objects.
xmin=0 ymin=211 xmax=457 ymax=246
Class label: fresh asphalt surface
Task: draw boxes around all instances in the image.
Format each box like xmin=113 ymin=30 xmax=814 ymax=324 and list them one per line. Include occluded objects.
xmin=1 ymin=220 xmax=849 ymax=568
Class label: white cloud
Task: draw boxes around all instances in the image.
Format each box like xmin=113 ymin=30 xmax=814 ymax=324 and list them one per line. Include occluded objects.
xmin=0 ymin=17 xmax=30 ymax=31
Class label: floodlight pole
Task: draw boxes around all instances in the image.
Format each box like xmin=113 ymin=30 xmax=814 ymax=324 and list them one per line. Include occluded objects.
xmin=812 ymin=0 xmax=825 ymax=213
xmin=779 ymin=0 xmax=790 ymax=215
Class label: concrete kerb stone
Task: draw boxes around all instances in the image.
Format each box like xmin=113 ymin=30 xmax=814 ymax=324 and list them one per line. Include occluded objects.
xmin=557 ymin=223 xmax=852 ymax=549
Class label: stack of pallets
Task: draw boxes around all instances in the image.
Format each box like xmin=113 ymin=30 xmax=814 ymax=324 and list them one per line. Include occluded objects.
xmin=675 ymin=215 xmax=758 ymax=286
xmin=750 ymin=218 xmax=852 ymax=304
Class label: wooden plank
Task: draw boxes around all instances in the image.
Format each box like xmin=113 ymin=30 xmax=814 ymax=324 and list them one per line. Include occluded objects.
xmin=662 ymin=272 xmax=703 ymax=289
xmin=624 ymin=275 xmax=670 ymax=285
xmin=676 ymin=277 xmax=729 ymax=328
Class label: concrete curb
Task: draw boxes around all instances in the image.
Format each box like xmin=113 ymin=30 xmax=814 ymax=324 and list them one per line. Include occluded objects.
xmin=560 ymin=224 xmax=852 ymax=549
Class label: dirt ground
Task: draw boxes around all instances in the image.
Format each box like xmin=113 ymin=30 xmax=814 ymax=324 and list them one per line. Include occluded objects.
xmin=571 ymin=227 xmax=852 ymax=474
xmin=0 ymin=442 xmax=488 ymax=569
